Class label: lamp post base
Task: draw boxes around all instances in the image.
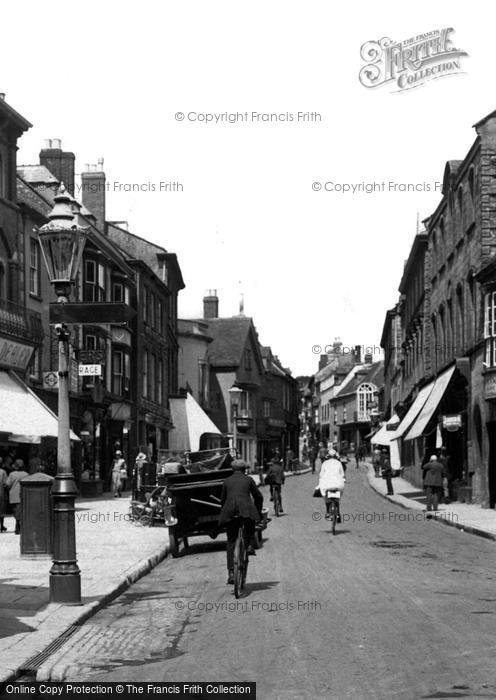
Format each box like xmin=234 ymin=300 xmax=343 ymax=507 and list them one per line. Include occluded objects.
xmin=50 ymin=473 xmax=81 ymax=605
xmin=49 ymin=569 xmax=81 ymax=604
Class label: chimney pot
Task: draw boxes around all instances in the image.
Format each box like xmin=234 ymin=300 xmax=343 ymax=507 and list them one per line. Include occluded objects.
xmin=0 ymin=93 xmax=5 ymax=101
xmin=52 ymin=138 xmax=61 ymax=149
xmin=97 ymin=157 xmax=104 ymax=170
xmin=44 ymin=139 xmax=52 ymax=149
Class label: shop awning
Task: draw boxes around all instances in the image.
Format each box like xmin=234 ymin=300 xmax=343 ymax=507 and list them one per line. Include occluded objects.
xmin=392 ymin=381 xmax=435 ymax=440
xmin=404 ymin=366 xmax=456 ymax=441
xmin=371 ymin=414 xmax=401 ymax=446
xmin=0 ymin=371 xmax=79 ymax=441
xmin=169 ymin=393 xmax=221 ymax=452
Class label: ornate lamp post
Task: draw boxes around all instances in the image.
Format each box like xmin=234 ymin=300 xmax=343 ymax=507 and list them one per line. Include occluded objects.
xmin=37 ymin=184 xmax=88 ymax=604
xmin=229 ymin=386 xmax=243 ymax=458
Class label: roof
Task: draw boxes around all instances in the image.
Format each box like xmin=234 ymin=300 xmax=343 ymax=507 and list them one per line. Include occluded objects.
xmin=398 ymin=232 xmax=428 ymax=293
xmin=473 ymin=109 xmax=496 ymax=129
xmin=16 ymin=175 xmax=53 ymax=218
xmin=332 ymin=361 xmax=384 ymax=400
xmin=205 ymin=317 xmax=259 ymax=368
xmin=107 ymin=224 xmax=185 ymax=290
xmin=17 ymin=165 xmax=59 ymax=186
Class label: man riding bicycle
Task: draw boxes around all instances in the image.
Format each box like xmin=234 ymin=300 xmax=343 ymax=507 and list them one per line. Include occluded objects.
xmin=264 ymin=458 xmax=285 ymax=513
xmin=218 ymin=459 xmax=264 ymax=585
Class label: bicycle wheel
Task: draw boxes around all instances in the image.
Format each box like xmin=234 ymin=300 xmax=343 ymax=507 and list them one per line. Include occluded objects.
xmin=331 ymin=501 xmax=337 ymax=536
xmin=233 ymin=526 xmax=245 ymax=598
xmin=274 ymin=489 xmax=281 ymax=517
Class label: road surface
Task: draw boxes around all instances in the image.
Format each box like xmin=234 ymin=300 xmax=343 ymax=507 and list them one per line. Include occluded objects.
xmin=43 ymin=467 xmax=496 ymax=699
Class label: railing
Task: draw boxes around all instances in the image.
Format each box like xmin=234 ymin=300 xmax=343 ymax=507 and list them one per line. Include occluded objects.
xmin=0 ymin=298 xmax=44 ymax=343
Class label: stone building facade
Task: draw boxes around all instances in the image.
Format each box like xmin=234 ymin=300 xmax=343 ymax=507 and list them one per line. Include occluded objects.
xmin=381 ymin=108 xmax=496 ymax=507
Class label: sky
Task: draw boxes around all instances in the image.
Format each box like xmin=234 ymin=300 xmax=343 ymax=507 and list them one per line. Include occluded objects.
xmin=1 ymin=1 xmax=490 ymax=376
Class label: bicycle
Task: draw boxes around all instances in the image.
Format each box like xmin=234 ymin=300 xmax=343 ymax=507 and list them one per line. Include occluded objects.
xmin=325 ymin=489 xmax=341 ymax=535
xmin=232 ymin=517 xmax=249 ymax=598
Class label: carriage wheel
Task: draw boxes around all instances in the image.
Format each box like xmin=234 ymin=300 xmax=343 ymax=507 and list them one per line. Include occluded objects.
xmin=139 ymin=513 xmax=153 ymax=527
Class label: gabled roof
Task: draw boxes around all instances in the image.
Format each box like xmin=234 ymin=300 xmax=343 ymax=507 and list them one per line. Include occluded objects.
xmin=205 ymin=316 xmax=263 ymax=369
xmin=332 ymin=361 xmax=384 ymax=400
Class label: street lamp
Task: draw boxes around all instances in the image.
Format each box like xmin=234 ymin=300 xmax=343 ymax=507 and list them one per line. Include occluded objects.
xmin=37 ymin=184 xmax=89 ymax=604
xmin=229 ymin=386 xmax=243 ymax=458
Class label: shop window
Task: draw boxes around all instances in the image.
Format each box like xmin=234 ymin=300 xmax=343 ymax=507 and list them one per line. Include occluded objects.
xmin=28 ymin=347 xmax=41 ymax=380
xmin=484 ymin=291 xmax=496 ymax=367
xmin=29 ymin=238 xmax=41 ymax=296
xmin=263 ymin=400 xmax=271 ymax=418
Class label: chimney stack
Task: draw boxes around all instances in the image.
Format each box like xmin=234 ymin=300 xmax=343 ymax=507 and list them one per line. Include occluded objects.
xmin=203 ymin=290 xmax=219 ymax=318
xmin=0 ymin=93 xmax=5 ymax=101
xmin=81 ymin=160 xmax=106 ymax=232
xmin=318 ymin=354 xmax=328 ymax=371
xmin=39 ymin=139 xmax=75 ymax=195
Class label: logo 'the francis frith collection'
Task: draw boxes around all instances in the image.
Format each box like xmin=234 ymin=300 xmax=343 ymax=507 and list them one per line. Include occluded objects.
xmin=359 ymin=28 xmax=468 ymax=92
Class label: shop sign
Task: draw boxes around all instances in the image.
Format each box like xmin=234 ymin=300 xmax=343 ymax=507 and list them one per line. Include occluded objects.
xmin=484 ymin=372 xmax=496 ymax=400
xmin=442 ymin=414 xmax=462 ymax=431
xmin=78 ymin=364 xmax=102 ymax=376
xmin=0 ymin=337 xmax=33 ymax=370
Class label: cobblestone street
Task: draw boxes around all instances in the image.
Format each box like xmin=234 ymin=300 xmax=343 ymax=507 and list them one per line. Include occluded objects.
xmin=39 ymin=469 xmax=496 ymax=699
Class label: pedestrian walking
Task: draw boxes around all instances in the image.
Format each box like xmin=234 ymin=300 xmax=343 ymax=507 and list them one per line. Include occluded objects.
xmin=111 ymin=450 xmax=127 ymax=497
xmin=6 ymin=459 xmax=29 ymax=534
xmin=381 ymin=449 xmax=394 ymax=495
xmin=422 ymin=455 xmax=446 ymax=512
xmin=354 ymin=445 xmax=361 ymax=469
xmin=372 ymin=446 xmax=382 ymax=477
xmin=0 ymin=457 xmax=8 ymax=533
xmin=309 ymin=445 xmax=316 ymax=474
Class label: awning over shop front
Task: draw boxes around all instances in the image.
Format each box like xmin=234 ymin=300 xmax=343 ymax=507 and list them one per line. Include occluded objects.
xmin=169 ymin=393 xmax=221 ymax=452
xmin=0 ymin=370 xmax=79 ymax=442
xmin=404 ymin=365 xmax=456 ymax=441
xmin=371 ymin=413 xmax=401 ymax=446
xmin=393 ymin=381 xmax=435 ymax=440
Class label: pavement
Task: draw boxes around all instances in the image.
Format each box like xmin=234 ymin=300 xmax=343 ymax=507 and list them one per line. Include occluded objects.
xmin=364 ymin=460 xmax=496 ymax=540
xmin=0 ymin=491 xmax=168 ymax=684
xmin=0 ymin=467 xmax=311 ymax=685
